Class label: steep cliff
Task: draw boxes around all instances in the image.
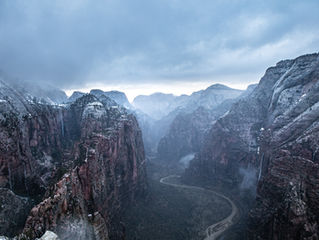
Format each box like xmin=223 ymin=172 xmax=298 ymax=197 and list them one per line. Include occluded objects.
xmin=157 ymin=85 xmax=256 ymax=164
xmin=67 ymin=90 xmax=132 ymax=109
xmin=0 ymin=73 xmax=68 ymax=105
xmin=90 ymin=89 xmax=132 ymax=109
xmin=157 ymin=103 xmax=231 ymax=164
xmin=0 ymin=80 xmax=146 ymax=239
xmin=0 ymin=188 xmax=32 ymax=237
xmin=184 ymin=53 xmax=319 ymax=239
xmin=0 ymin=79 xmax=66 ymax=197
xmin=249 ymin=54 xmax=319 ymax=239
xmin=134 ymin=84 xmax=243 ymax=154
xmin=67 ymin=91 xmax=85 ymax=103
xmin=133 ymin=84 xmax=243 ymax=121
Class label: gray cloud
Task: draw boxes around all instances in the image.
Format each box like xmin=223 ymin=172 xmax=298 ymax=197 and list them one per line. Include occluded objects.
xmin=0 ymin=0 xmax=318 ymax=89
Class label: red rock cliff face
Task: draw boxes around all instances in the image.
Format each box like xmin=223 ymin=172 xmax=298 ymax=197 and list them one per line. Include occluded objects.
xmin=183 ymin=61 xmax=279 ymax=185
xmin=23 ymin=96 xmax=146 ymax=239
xmin=248 ymin=54 xmax=319 ymax=239
xmin=0 ymin=103 xmax=66 ymax=197
xmin=0 ymin=85 xmax=146 ymax=239
xmin=184 ymin=53 xmax=319 ymax=238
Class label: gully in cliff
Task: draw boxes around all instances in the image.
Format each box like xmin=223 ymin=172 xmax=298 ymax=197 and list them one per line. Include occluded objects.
xmin=0 ymin=89 xmax=146 ymax=240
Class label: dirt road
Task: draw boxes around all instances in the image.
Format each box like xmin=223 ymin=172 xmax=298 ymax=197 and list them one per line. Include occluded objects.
xmin=160 ymin=175 xmax=238 ymax=240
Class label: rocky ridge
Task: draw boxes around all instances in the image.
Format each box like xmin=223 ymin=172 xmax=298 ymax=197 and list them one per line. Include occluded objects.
xmin=133 ymin=84 xmax=244 ymax=154
xmin=0 ymin=80 xmax=146 ymax=239
xmin=184 ymin=53 xmax=319 ymax=239
xmin=157 ymin=85 xmax=256 ymax=164
xmin=132 ymin=84 xmax=243 ymax=121
xmin=68 ymin=90 xmax=132 ymax=109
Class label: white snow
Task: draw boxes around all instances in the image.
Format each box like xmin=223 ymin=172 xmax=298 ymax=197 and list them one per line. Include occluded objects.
xmin=298 ymin=93 xmax=307 ymax=102
xmin=44 ymin=97 xmax=55 ymax=105
xmin=39 ymin=231 xmax=59 ymax=240
xmin=269 ymin=62 xmax=296 ymax=109
xmin=39 ymin=154 xmax=53 ymax=168
xmin=83 ymin=102 xmax=106 ymax=118
xmin=221 ymin=110 xmax=230 ymax=118
xmin=0 ymin=99 xmax=7 ymax=103
xmin=57 ymin=104 xmax=67 ymax=107
xmin=87 ymin=101 xmax=103 ymax=107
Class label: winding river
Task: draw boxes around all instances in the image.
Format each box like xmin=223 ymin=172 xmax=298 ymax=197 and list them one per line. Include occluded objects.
xmin=160 ymin=175 xmax=238 ymax=240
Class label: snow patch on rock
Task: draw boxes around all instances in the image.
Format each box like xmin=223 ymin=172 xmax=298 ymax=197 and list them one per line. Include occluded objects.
xmin=83 ymin=101 xmax=107 ymax=119
xmin=38 ymin=231 xmax=60 ymax=240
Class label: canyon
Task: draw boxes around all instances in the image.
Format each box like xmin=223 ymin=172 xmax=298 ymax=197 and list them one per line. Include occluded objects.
xmin=0 ymin=79 xmax=146 ymax=239
xmin=0 ymin=52 xmax=319 ymax=240
xmin=184 ymin=53 xmax=319 ymax=239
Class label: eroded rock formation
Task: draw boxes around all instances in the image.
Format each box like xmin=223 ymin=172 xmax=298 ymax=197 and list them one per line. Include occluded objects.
xmin=157 ymin=85 xmax=257 ymax=164
xmin=0 ymin=80 xmax=146 ymax=239
xmin=184 ymin=53 xmax=319 ymax=239
xmin=157 ymin=105 xmax=227 ymax=164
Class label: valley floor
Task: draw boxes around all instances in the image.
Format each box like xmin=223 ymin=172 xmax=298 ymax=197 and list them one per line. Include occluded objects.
xmin=123 ymin=162 xmax=234 ymax=240
xmin=160 ymin=175 xmax=238 ymax=240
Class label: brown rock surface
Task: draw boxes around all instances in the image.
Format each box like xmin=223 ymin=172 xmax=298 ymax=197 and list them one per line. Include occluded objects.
xmin=0 ymin=82 xmax=146 ymax=239
xmin=184 ymin=53 xmax=319 ymax=239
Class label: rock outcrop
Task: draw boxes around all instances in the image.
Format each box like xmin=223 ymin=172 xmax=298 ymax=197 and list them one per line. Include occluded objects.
xmin=248 ymin=54 xmax=319 ymax=239
xmin=157 ymin=104 xmax=229 ymax=164
xmin=68 ymin=90 xmax=132 ymax=109
xmin=0 ymin=79 xmax=65 ymax=197
xmin=134 ymin=84 xmax=243 ymax=154
xmin=38 ymin=231 xmax=59 ymax=240
xmin=0 ymin=74 xmax=68 ymax=105
xmin=0 ymin=79 xmax=146 ymax=239
xmin=0 ymin=188 xmax=32 ymax=237
xmin=0 ymin=230 xmax=59 ymax=240
xmin=132 ymin=84 xmax=243 ymax=121
xmin=184 ymin=53 xmax=319 ymax=239
xmin=67 ymin=91 xmax=85 ymax=103
xmin=157 ymin=85 xmax=256 ymax=164
xmin=90 ymin=89 xmax=132 ymax=109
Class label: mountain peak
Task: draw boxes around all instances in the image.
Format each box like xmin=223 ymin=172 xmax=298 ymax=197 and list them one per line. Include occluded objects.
xmin=206 ymin=84 xmax=232 ymax=90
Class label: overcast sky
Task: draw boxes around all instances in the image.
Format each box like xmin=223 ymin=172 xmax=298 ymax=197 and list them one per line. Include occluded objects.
xmin=0 ymin=0 xmax=318 ymax=100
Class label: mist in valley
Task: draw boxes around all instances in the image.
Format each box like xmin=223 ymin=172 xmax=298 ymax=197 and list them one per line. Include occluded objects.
xmin=0 ymin=1 xmax=319 ymax=240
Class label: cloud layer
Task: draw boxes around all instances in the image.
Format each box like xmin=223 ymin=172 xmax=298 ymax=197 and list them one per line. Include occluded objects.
xmin=0 ymin=0 xmax=318 ymax=90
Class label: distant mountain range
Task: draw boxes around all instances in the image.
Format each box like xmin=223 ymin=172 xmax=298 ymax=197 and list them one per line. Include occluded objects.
xmin=1 ymin=52 xmax=319 ymax=240
xmin=64 ymin=83 xmax=248 ymax=155
xmin=132 ymin=84 xmax=244 ymax=120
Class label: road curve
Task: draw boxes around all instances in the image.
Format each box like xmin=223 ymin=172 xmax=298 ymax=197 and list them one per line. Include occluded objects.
xmin=160 ymin=175 xmax=238 ymax=240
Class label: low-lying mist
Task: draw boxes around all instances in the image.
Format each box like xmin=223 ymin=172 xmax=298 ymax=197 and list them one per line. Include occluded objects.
xmin=239 ymin=167 xmax=257 ymax=195
xmin=179 ymin=153 xmax=195 ymax=168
